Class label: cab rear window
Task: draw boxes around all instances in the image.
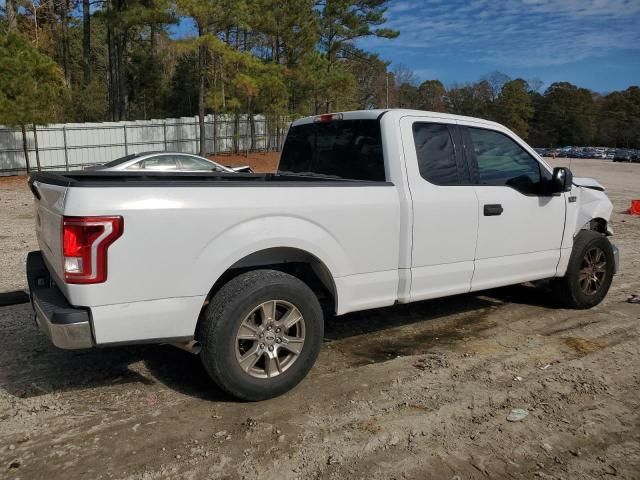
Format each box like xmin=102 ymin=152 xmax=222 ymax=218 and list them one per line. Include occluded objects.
xmin=278 ymin=119 xmax=386 ymax=181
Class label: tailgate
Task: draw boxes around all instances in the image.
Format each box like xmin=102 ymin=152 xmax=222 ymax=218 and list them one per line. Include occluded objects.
xmin=30 ymin=179 xmax=67 ymax=282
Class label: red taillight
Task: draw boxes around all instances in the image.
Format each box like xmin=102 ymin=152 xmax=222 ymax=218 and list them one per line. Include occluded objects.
xmin=314 ymin=113 xmax=344 ymax=123
xmin=62 ymin=216 xmax=123 ymax=284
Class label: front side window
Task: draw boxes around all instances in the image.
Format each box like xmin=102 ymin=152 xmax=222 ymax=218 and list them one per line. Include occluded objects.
xmin=278 ymin=119 xmax=385 ymax=182
xmin=468 ymin=128 xmax=544 ymax=195
xmin=413 ymin=123 xmax=460 ymax=185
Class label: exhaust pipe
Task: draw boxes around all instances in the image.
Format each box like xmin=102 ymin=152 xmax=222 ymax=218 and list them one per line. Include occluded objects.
xmin=169 ymin=340 xmax=201 ymax=354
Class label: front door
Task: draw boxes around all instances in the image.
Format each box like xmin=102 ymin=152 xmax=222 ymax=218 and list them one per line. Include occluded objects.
xmin=400 ymin=117 xmax=479 ymax=301
xmin=460 ymin=125 xmax=566 ymax=291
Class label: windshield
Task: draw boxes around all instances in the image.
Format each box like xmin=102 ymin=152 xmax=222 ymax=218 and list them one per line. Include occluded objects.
xmin=278 ymin=119 xmax=385 ymax=182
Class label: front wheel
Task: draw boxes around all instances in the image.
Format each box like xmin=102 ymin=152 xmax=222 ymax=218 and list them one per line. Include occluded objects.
xmin=552 ymin=230 xmax=615 ymax=309
xmin=198 ymin=269 xmax=323 ymax=401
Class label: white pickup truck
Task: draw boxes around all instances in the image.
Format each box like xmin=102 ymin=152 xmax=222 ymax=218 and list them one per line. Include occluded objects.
xmin=27 ymin=109 xmax=619 ymax=400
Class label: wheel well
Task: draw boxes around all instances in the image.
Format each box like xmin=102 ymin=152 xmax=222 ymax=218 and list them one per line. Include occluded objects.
xmin=585 ymin=218 xmax=609 ymax=235
xmin=201 ymin=247 xmax=337 ymax=317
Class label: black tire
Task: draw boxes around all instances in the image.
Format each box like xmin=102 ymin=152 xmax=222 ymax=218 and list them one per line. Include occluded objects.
xmin=551 ymin=230 xmax=615 ymax=309
xmin=198 ymin=269 xmax=323 ymax=401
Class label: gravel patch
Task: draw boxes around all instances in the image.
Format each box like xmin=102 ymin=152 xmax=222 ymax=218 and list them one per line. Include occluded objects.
xmin=0 ymin=176 xmax=37 ymax=293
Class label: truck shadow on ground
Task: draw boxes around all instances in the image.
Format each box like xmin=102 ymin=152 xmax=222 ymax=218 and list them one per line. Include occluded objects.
xmin=0 ymin=284 xmax=555 ymax=402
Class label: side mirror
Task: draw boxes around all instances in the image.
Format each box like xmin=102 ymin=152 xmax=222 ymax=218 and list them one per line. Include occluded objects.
xmin=551 ymin=167 xmax=573 ymax=194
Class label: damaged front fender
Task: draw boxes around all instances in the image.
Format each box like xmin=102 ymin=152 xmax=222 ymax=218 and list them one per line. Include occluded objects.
xmin=557 ymin=182 xmax=615 ymax=277
xmin=562 ymin=183 xmax=613 ymax=250
xmin=573 ymin=176 xmax=605 ymax=192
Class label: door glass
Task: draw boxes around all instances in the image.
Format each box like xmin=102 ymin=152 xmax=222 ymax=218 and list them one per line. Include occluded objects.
xmin=412 ymin=123 xmax=460 ymax=185
xmin=142 ymin=156 xmax=178 ymax=170
xmin=468 ymin=128 xmax=543 ymax=194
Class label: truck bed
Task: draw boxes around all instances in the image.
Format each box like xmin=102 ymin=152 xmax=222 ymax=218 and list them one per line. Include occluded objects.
xmin=28 ymin=166 xmax=402 ymax=347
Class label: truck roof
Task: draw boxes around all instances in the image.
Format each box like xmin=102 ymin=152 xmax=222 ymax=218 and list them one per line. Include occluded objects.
xmin=292 ymin=109 xmax=503 ymax=130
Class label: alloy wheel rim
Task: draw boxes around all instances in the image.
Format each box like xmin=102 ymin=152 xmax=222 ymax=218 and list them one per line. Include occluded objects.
xmin=578 ymin=247 xmax=607 ymax=296
xmin=234 ymin=300 xmax=306 ymax=379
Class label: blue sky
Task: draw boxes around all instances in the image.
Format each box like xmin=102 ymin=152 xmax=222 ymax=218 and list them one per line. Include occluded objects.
xmin=358 ymin=0 xmax=640 ymax=93
xmin=4 ymin=0 xmax=636 ymax=93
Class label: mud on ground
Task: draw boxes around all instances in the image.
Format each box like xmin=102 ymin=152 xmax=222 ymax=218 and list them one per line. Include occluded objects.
xmin=0 ymin=158 xmax=639 ymax=479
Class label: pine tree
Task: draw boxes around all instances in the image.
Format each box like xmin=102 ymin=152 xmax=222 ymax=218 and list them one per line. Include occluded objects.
xmin=0 ymin=32 xmax=65 ymax=171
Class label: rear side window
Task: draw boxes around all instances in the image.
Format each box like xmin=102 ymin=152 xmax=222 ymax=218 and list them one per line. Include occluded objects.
xmin=125 ymin=161 xmax=142 ymax=170
xmin=412 ymin=123 xmax=460 ymax=185
xmin=467 ymin=128 xmax=542 ymax=194
xmin=278 ymin=119 xmax=385 ymax=181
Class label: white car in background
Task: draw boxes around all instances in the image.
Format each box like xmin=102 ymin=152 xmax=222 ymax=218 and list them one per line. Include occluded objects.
xmin=85 ymin=151 xmax=252 ymax=173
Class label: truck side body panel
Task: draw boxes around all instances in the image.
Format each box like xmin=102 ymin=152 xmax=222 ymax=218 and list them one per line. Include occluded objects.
xmin=34 ymin=181 xmax=401 ymax=343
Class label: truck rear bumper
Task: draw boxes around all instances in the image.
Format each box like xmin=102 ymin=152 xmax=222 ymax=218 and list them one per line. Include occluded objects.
xmin=26 ymin=251 xmax=94 ymax=349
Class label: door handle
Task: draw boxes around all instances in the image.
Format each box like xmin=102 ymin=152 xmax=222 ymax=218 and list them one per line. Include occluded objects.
xmin=484 ymin=204 xmax=503 ymax=216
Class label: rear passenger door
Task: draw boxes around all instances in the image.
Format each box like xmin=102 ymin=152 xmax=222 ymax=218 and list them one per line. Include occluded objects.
xmin=461 ymin=125 xmax=566 ymax=290
xmin=400 ymin=117 xmax=479 ymax=301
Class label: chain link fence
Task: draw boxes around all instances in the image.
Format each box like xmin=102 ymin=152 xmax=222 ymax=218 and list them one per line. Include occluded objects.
xmin=0 ymin=114 xmax=289 ymax=175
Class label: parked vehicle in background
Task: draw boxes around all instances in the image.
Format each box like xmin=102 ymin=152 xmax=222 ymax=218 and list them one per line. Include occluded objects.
xmin=613 ymin=149 xmax=640 ymax=162
xmin=570 ymin=148 xmax=584 ymax=158
xmin=538 ymin=147 xmax=639 ymax=161
xmin=85 ymin=151 xmax=253 ymax=173
xmin=534 ymin=148 xmax=548 ymax=157
xmin=538 ymin=149 xmax=557 ymax=158
xmin=613 ymin=149 xmax=631 ymax=162
xmin=27 ymin=109 xmax=620 ymax=401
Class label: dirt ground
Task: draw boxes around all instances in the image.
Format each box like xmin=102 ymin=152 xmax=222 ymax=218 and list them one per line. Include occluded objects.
xmin=0 ymin=176 xmax=39 ymax=293
xmin=208 ymin=151 xmax=280 ymax=173
xmin=1 ymin=158 xmax=639 ymax=480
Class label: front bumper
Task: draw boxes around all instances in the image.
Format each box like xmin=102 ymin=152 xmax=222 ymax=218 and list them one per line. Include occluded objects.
xmin=26 ymin=251 xmax=94 ymax=349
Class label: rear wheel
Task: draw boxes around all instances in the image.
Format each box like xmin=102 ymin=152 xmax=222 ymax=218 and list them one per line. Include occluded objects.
xmin=198 ymin=269 xmax=323 ymax=401
xmin=552 ymin=230 xmax=615 ymax=309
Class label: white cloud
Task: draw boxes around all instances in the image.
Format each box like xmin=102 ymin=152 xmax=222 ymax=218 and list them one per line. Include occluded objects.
xmin=389 ymin=1 xmax=414 ymax=12
xmin=413 ymin=68 xmax=439 ymax=79
xmin=361 ymin=0 xmax=640 ymax=68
